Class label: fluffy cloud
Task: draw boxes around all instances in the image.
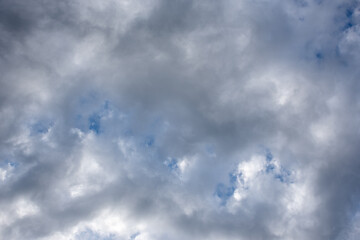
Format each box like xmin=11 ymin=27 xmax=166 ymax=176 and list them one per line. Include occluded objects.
xmin=1 ymin=0 xmax=360 ymax=239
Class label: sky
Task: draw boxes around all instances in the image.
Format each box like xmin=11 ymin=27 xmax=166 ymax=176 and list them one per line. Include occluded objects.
xmin=1 ymin=0 xmax=360 ymax=239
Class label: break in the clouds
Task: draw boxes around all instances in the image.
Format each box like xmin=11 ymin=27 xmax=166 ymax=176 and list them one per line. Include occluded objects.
xmin=1 ymin=0 xmax=360 ymax=239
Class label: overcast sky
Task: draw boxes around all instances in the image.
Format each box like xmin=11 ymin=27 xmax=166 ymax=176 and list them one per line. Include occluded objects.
xmin=1 ymin=0 xmax=360 ymax=239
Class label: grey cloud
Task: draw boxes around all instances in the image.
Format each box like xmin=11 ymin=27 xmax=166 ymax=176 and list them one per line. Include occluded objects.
xmin=1 ymin=0 xmax=360 ymax=239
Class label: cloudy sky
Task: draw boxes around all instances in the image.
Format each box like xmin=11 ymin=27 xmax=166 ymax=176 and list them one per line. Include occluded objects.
xmin=1 ymin=0 xmax=360 ymax=239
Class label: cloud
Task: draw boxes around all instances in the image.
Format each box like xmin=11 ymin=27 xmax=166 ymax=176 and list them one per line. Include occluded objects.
xmin=1 ymin=0 xmax=360 ymax=239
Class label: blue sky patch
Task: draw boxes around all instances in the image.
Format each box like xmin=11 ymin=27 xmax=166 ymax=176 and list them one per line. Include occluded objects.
xmin=86 ymin=100 xmax=114 ymax=134
xmin=130 ymin=232 xmax=140 ymax=240
xmin=229 ymin=172 xmax=237 ymax=185
xmin=144 ymin=135 xmax=155 ymax=147
xmin=263 ymin=150 xmax=293 ymax=183
xmin=214 ymin=171 xmax=238 ymax=205
xmin=266 ymin=163 xmax=276 ymax=173
xmin=215 ymin=183 xmax=235 ymax=206
xmin=88 ymin=113 xmax=101 ymax=134
xmin=73 ymin=96 xmax=115 ymax=134
xmin=274 ymin=167 xmax=292 ymax=183
xmin=165 ymin=157 xmax=179 ymax=171
xmin=29 ymin=121 xmax=53 ymax=135
xmin=343 ymin=22 xmax=353 ymax=30
xmin=315 ymin=52 xmax=323 ymax=60
xmin=0 ymin=159 xmax=18 ymax=169
xmin=76 ymin=229 xmax=116 ymax=240
xmin=265 ymin=150 xmax=273 ymax=162
xmin=346 ymin=8 xmax=354 ymax=18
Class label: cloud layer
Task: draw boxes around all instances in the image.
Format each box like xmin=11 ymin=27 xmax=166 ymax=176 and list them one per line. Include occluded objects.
xmin=1 ymin=0 xmax=360 ymax=239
